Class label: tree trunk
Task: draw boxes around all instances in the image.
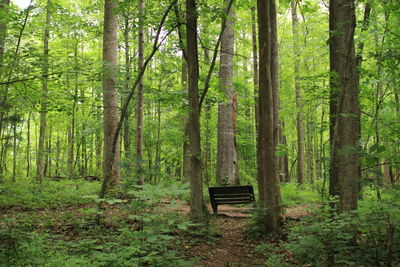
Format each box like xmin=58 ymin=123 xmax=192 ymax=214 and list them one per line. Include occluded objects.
xmin=186 ymin=0 xmax=204 ymax=222
xmin=123 ymin=15 xmax=131 ymax=166
xmin=12 ymin=118 xmax=16 ymax=182
xmin=135 ymin=0 xmax=145 ymax=185
xmin=26 ymin=112 xmax=31 ymax=177
xmin=182 ymin=60 xmax=190 ymax=182
xmin=257 ymin=0 xmax=280 ymax=234
xmin=329 ymin=0 xmax=359 ymax=211
xmin=102 ymin=0 xmax=120 ymax=186
xmin=291 ymin=1 xmax=305 ymax=185
xmin=37 ymin=0 xmax=51 ymax=182
xmin=216 ymin=0 xmax=238 ymax=186
xmin=203 ymin=102 xmax=211 ymax=186
xmin=270 ymin=0 xmax=281 ymax=185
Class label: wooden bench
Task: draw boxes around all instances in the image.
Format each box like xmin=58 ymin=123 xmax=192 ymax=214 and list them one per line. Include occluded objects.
xmin=208 ymin=185 xmax=255 ymax=214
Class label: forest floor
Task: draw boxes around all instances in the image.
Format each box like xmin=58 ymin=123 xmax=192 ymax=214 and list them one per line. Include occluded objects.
xmin=173 ymin=202 xmax=310 ymax=266
xmin=0 ymin=181 xmax=315 ymax=266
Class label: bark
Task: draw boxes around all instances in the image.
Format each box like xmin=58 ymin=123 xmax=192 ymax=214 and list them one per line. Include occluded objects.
xmin=281 ymin=121 xmax=290 ymax=182
xmin=186 ymin=0 xmax=204 ymax=222
xmin=329 ymin=0 xmax=359 ymax=211
xmin=216 ymin=0 xmax=238 ymax=186
xmin=102 ymin=0 xmax=120 ymax=185
xmin=123 ymin=15 xmax=131 ymax=163
xmin=136 ymin=0 xmax=145 ymax=185
xmin=182 ymin=61 xmax=190 ymax=182
xmin=203 ymin=103 xmax=212 ymax=186
xmin=36 ymin=0 xmax=51 ymax=182
xmin=257 ymin=0 xmax=280 ymax=234
xmin=270 ymin=0 xmax=281 ymax=183
xmin=291 ymin=1 xmax=305 ymax=185
xmin=12 ymin=118 xmax=16 ymax=182
xmin=68 ymin=72 xmax=76 ymax=178
xmin=306 ymin=122 xmax=314 ymax=184
xmin=26 ymin=112 xmax=31 ymax=177
xmin=251 ymin=6 xmax=259 ymax=134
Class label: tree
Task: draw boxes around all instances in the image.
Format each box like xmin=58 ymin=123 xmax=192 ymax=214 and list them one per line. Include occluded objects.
xmin=329 ymin=0 xmax=359 ymax=211
xmin=136 ymin=0 xmax=145 ymax=185
xmin=102 ymin=0 xmax=120 ymax=185
xmin=216 ymin=0 xmax=238 ymax=186
xmin=257 ymin=0 xmax=280 ymax=234
xmin=186 ymin=0 xmax=204 ymax=222
xmin=37 ymin=0 xmax=51 ymax=182
xmin=291 ymin=1 xmax=305 ymax=185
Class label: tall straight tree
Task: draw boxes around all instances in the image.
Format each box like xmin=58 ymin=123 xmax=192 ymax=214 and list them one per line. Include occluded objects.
xmin=186 ymin=0 xmax=204 ymax=222
xmin=136 ymin=0 xmax=145 ymax=185
xmin=102 ymin=0 xmax=120 ymax=185
xmin=216 ymin=0 xmax=238 ymax=186
xmin=329 ymin=0 xmax=359 ymax=211
xmin=257 ymin=0 xmax=280 ymax=234
xmin=291 ymin=0 xmax=305 ymax=185
xmin=37 ymin=0 xmax=51 ymax=182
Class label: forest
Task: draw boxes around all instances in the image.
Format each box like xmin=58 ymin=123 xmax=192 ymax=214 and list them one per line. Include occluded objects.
xmin=0 ymin=0 xmax=399 ymax=265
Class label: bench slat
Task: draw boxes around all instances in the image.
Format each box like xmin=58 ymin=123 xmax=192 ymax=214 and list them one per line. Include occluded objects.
xmin=208 ymin=185 xmax=255 ymax=214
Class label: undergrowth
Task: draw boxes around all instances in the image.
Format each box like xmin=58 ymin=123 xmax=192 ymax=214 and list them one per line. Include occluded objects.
xmin=0 ymin=180 xmax=193 ymax=266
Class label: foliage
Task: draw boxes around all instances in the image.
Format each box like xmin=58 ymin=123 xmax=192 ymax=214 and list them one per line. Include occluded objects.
xmin=280 ymin=182 xmax=320 ymax=207
xmin=286 ymin=188 xmax=400 ymax=266
xmin=0 ymin=179 xmax=99 ymax=209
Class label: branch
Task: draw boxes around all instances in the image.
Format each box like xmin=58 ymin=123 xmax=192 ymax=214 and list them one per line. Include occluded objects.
xmin=361 ymin=161 xmax=400 ymax=172
xmin=96 ymin=0 xmax=178 ymax=224
xmin=198 ymin=0 xmax=235 ymax=111
xmin=0 ymin=72 xmax=63 ymax=85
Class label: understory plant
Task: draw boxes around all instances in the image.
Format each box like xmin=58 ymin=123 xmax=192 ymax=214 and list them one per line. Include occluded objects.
xmin=286 ymin=188 xmax=400 ymax=266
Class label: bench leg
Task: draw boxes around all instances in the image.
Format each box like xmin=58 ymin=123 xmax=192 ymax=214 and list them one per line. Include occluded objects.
xmin=211 ymin=203 xmax=218 ymax=214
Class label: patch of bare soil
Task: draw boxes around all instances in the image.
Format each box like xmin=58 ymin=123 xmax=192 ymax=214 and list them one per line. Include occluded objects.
xmin=176 ymin=203 xmax=310 ymax=266
xmin=179 ymin=205 xmax=263 ymax=267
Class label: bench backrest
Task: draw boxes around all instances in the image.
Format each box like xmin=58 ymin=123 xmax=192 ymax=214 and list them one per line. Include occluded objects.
xmin=209 ymin=185 xmax=255 ymax=204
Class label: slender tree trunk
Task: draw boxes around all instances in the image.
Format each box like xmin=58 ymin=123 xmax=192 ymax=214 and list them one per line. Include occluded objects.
xmin=257 ymin=0 xmax=280 ymax=234
xmin=203 ymin=102 xmax=211 ymax=186
xmin=37 ymin=0 xmax=51 ymax=182
xmin=281 ymin=122 xmax=290 ymax=182
xmin=329 ymin=0 xmax=359 ymax=211
xmin=102 ymin=0 xmax=120 ymax=185
xmin=186 ymin=0 xmax=204 ymax=222
xmin=270 ymin=0 xmax=281 ymax=185
xmin=12 ymin=118 xmax=16 ymax=182
xmin=26 ymin=112 xmax=31 ymax=177
xmin=45 ymin=126 xmax=52 ymax=177
xmin=306 ymin=122 xmax=314 ymax=184
xmin=55 ymin=135 xmax=60 ymax=176
xmin=216 ymin=0 xmax=238 ymax=186
xmin=68 ymin=73 xmax=76 ymax=178
xmin=182 ymin=60 xmax=190 ymax=182
xmin=136 ymin=0 xmax=145 ymax=185
xmin=291 ymin=1 xmax=305 ymax=185
xmin=123 ymin=15 xmax=131 ymax=165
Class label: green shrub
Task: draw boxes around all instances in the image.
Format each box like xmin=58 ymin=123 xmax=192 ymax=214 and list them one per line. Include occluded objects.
xmin=286 ymin=189 xmax=400 ymax=267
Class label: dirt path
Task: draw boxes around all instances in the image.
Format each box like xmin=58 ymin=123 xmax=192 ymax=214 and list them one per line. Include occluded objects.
xmin=175 ymin=204 xmax=310 ymax=266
